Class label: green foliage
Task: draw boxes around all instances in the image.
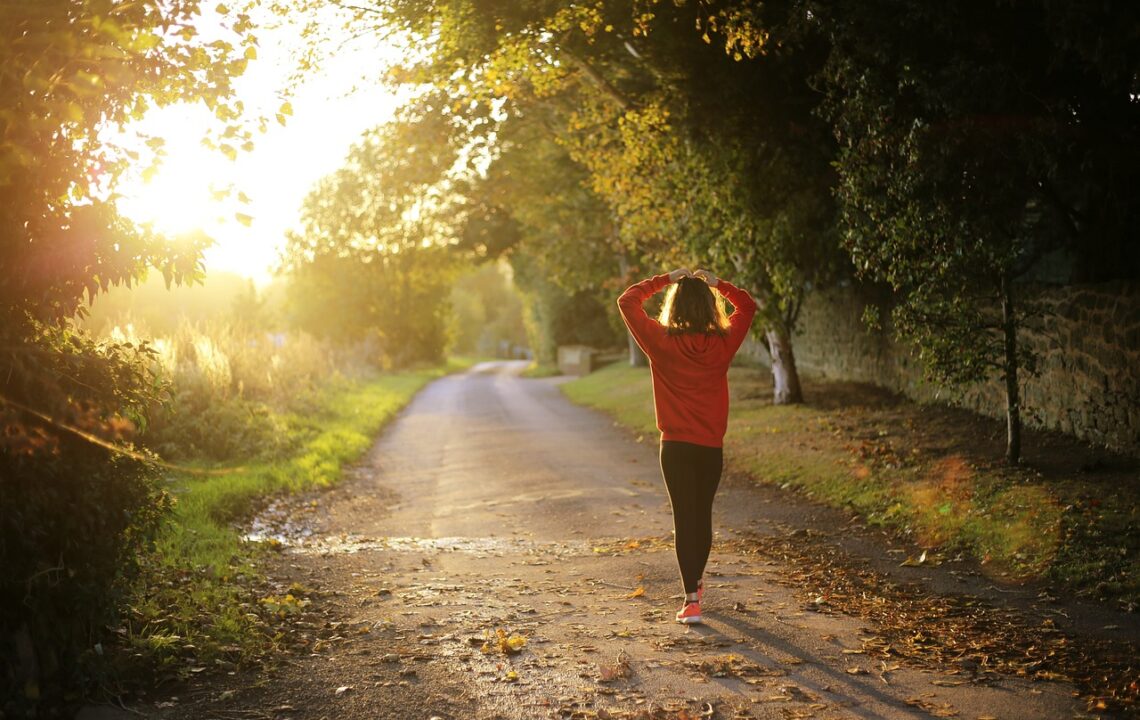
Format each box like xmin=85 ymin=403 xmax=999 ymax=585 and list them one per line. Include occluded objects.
xmin=1 ymin=440 xmax=169 ymax=712
xmin=285 ymin=248 xmax=454 ymax=367
xmin=449 ymin=262 xmax=529 ymax=357
xmin=814 ymin=0 xmax=1140 ymax=458
xmin=456 ymin=111 xmax=629 ymax=361
xmin=0 ymin=2 xmax=259 ymax=707
xmin=818 ymin=0 xmax=1139 ymax=336
xmin=283 ymin=114 xmax=459 ymax=367
xmin=511 ymin=254 xmax=623 ymax=364
xmin=0 ymin=321 xmax=172 ymax=714
xmin=323 ymin=0 xmax=850 ymax=399
xmin=0 ymin=0 xmax=258 ymax=324
xmin=140 ymin=324 xmax=335 ymax=461
xmin=475 ymin=113 xmax=621 ymax=293
xmin=1 ymin=322 xmax=165 ymax=450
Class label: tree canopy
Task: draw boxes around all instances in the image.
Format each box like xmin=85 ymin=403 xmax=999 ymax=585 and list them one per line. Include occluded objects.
xmin=282 ymin=108 xmax=459 ymax=365
xmin=298 ymin=0 xmax=856 ymax=399
xmin=1 ymin=0 xmax=262 ymax=451
xmin=1 ymin=0 xmax=261 ymax=708
xmin=814 ymin=0 xmax=1140 ymax=460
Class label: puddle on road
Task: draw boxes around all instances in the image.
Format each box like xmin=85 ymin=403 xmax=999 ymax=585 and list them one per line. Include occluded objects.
xmin=245 ymin=530 xmax=594 ymax=558
xmin=242 ymin=495 xmax=662 ymax=558
xmin=243 ymin=497 xmax=317 ymax=546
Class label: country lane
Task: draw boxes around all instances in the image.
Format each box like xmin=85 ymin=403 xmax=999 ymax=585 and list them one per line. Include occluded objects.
xmin=145 ymin=360 xmax=1085 ymax=720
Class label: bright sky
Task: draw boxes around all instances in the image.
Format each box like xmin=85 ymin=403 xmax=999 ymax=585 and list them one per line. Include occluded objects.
xmin=114 ymin=10 xmax=406 ymax=285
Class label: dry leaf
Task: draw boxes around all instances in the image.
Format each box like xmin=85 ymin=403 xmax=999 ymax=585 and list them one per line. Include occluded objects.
xmin=899 ymin=550 xmax=928 ymax=567
xmin=480 ymin=628 xmax=526 ymax=655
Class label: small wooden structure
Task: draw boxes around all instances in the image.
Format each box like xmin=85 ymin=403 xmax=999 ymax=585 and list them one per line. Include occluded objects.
xmin=557 ymin=345 xmax=598 ymax=376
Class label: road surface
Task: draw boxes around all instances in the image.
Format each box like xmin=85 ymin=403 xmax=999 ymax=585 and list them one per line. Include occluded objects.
xmin=145 ymin=361 xmax=1087 ymax=720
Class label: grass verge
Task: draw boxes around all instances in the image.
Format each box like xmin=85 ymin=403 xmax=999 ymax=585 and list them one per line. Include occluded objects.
xmin=520 ymin=362 xmax=561 ymax=379
xmin=114 ymin=359 xmax=472 ymax=684
xmin=562 ymin=363 xmax=1139 ymax=610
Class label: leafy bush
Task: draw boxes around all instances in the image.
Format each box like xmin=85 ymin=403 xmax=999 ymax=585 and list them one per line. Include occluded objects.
xmin=1 ymin=324 xmax=170 ymax=715
xmin=115 ymin=322 xmax=340 ymax=462
xmin=0 ymin=445 xmax=168 ymax=711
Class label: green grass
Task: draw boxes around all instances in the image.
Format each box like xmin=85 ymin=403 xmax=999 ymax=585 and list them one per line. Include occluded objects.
xmin=158 ymin=370 xmax=440 ymax=567
xmin=563 ymin=363 xmax=1139 ymax=608
xmin=120 ymin=361 xmax=469 ymax=674
xmin=520 ymin=362 xmax=562 ymax=378
xmin=560 ymin=363 xmax=656 ymax=431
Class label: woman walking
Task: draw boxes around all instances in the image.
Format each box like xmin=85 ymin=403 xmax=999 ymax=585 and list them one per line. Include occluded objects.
xmin=617 ymin=268 xmax=757 ymax=624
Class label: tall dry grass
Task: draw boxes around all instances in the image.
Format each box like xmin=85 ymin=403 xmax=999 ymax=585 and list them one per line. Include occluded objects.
xmin=107 ymin=320 xmax=368 ymax=461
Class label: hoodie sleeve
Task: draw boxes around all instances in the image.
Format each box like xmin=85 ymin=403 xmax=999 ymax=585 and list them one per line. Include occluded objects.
xmin=617 ymin=274 xmax=671 ymax=359
xmin=717 ymin=280 xmax=758 ymax=356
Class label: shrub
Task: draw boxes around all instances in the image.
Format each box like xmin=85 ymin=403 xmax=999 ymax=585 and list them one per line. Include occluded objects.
xmin=114 ymin=322 xmax=341 ymax=462
xmin=1 ymin=325 xmax=170 ymax=715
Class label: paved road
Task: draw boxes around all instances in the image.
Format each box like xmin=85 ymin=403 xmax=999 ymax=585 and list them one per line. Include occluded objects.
xmin=150 ymin=361 xmax=1085 ymax=720
xmin=323 ymin=360 xmax=671 ymax=542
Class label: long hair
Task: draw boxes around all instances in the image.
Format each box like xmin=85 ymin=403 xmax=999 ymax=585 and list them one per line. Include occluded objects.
xmin=658 ymin=277 xmax=731 ymax=336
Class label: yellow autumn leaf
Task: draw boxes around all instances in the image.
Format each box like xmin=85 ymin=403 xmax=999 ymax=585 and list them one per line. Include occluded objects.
xmin=480 ymin=628 xmax=526 ymax=655
xmin=625 ymin=586 xmax=645 ymax=599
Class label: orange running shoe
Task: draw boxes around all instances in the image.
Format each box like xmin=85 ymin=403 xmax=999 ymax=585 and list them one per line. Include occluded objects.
xmin=676 ymin=600 xmax=702 ymax=625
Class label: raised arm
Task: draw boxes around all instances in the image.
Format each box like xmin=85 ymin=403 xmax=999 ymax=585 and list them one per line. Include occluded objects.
xmin=694 ymin=269 xmax=757 ymax=355
xmin=617 ymin=269 xmax=688 ymax=358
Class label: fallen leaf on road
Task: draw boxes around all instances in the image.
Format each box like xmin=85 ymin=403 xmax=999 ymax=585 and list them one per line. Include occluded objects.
xmin=481 ymin=628 xmax=526 ymax=655
xmin=626 ymin=586 xmax=645 ymax=599
xmin=334 ymin=686 xmax=352 ymax=696
xmin=599 ymin=651 xmax=633 ymax=683
xmin=900 ymin=550 xmax=928 ymax=567
xmin=906 ymin=696 xmax=958 ymax=717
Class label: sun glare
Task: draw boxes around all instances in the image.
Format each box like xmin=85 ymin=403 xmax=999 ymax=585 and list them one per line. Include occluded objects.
xmin=111 ymin=12 xmax=405 ymax=284
xmin=115 ymin=106 xmax=234 ymax=238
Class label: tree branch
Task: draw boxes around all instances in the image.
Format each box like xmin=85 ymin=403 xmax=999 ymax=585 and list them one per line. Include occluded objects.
xmin=559 ymin=46 xmax=635 ymax=112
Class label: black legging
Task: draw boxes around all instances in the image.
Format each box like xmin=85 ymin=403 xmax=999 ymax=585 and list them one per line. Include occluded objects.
xmin=659 ymin=440 xmax=723 ymax=594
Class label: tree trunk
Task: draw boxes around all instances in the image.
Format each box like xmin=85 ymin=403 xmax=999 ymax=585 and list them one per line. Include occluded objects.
xmin=627 ymin=333 xmax=648 ymax=367
xmin=1001 ymin=274 xmax=1022 ymax=464
xmin=616 ymin=248 xmax=647 ymax=367
xmin=765 ymin=326 xmax=803 ymax=404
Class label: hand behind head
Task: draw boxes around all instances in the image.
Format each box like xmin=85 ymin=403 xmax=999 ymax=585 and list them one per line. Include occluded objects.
xmin=693 ymin=269 xmax=719 ymax=287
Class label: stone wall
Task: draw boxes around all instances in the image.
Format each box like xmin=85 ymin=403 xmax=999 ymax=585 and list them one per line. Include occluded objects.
xmin=743 ymin=282 xmax=1140 ymax=456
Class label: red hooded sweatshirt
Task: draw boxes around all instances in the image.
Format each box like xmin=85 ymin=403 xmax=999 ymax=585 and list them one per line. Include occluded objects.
xmin=617 ymin=274 xmax=758 ymax=448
